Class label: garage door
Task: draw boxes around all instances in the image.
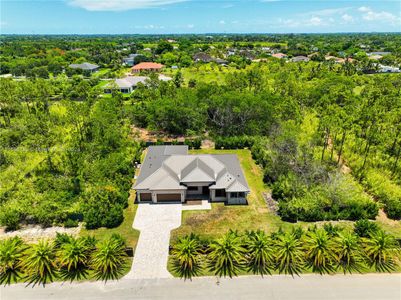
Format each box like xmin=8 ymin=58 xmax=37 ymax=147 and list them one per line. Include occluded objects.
xmin=157 ymin=194 xmax=181 ymax=202
xmin=139 ymin=193 xmax=152 ymax=201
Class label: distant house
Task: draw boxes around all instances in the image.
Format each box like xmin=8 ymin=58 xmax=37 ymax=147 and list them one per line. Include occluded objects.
xmin=69 ymin=62 xmax=99 ymax=73
xmin=214 ymin=58 xmax=228 ymax=65
xmin=122 ymin=54 xmax=140 ymax=66
xmin=368 ymin=51 xmax=391 ymax=57
xmin=104 ymin=76 xmax=149 ymax=94
xmin=131 ymin=62 xmax=164 ymax=73
xmin=291 ymin=56 xmax=310 ymax=62
xmin=193 ymin=52 xmax=214 ymax=63
xmin=368 ymin=55 xmax=383 ymax=60
xmin=104 ymin=74 xmax=172 ymax=94
xmin=324 ymin=56 xmax=354 ymax=64
xmin=272 ymin=53 xmax=287 ymax=59
xmin=378 ymin=65 xmax=400 ymax=73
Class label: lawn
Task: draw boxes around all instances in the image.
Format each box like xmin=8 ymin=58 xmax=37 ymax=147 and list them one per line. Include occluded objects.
xmin=171 ymin=149 xmax=294 ymax=241
xmin=170 ymin=149 xmax=401 ymax=242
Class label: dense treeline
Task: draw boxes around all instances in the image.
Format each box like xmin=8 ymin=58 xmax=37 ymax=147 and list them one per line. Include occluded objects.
xmin=0 ymin=233 xmax=128 ymax=286
xmin=0 ymin=77 xmax=142 ymax=230
xmin=171 ymin=221 xmax=401 ymax=280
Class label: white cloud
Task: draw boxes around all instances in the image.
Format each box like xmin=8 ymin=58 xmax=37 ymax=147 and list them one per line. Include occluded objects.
xmin=219 ymin=20 xmax=226 ymax=25
xmin=306 ymin=7 xmax=350 ymax=17
xmin=187 ymin=24 xmax=194 ymax=28
xmin=358 ymin=6 xmax=400 ymax=25
xmin=68 ymin=0 xmax=186 ymax=11
xmin=307 ymin=16 xmax=323 ymax=26
xmin=0 ymin=21 xmax=7 ymax=27
xmin=341 ymin=14 xmax=354 ymax=23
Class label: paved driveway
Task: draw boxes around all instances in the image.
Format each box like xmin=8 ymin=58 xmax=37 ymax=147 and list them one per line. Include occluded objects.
xmin=125 ymin=203 xmax=182 ymax=279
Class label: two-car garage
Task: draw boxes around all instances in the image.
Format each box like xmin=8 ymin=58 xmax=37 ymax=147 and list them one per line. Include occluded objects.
xmin=156 ymin=194 xmax=182 ymax=202
xmin=137 ymin=191 xmax=182 ymax=203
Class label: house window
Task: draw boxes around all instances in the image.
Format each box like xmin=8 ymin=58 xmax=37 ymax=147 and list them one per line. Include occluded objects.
xmin=215 ymin=189 xmax=226 ymax=197
xmin=188 ymin=186 xmax=198 ymax=191
xmin=230 ymin=192 xmax=245 ymax=198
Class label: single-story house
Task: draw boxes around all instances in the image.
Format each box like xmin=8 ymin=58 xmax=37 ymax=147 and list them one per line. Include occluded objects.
xmin=69 ymin=62 xmax=99 ymax=73
xmin=122 ymin=54 xmax=141 ymax=66
xmin=104 ymin=76 xmax=149 ymax=94
xmin=368 ymin=51 xmax=391 ymax=57
xmin=378 ymin=65 xmax=400 ymax=73
xmin=133 ymin=145 xmax=250 ymax=204
xmin=104 ymin=75 xmax=171 ymax=94
xmin=193 ymin=52 xmax=214 ymax=63
xmin=272 ymin=53 xmax=287 ymax=59
xmin=132 ymin=62 xmax=164 ymax=73
xmin=291 ymin=56 xmax=310 ymax=62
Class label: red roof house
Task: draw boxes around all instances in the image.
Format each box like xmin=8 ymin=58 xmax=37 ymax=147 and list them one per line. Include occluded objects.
xmin=131 ymin=62 xmax=164 ymax=73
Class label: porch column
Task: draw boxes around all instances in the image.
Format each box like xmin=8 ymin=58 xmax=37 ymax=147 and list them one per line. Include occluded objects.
xmin=137 ymin=192 xmax=141 ymax=202
xmin=210 ymin=189 xmax=215 ymax=201
xmin=181 ymin=191 xmax=185 ymax=203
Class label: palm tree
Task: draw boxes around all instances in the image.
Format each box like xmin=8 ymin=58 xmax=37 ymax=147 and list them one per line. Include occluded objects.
xmin=90 ymin=236 xmax=128 ymax=282
xmin=207 ymin=230 xmax=245 ymax=278
xmin=57 ymin=237 xmax=90 ymax=282
xmin=334 ymin=231 xmax=365 ymax=274
xmin=244 ymin=230 xmax=275 ymax=276
xmin=303 ymin=228 xmax=337 ymax=275
xmin=171 ymin=233 xmax=203 ymax=280
xmin=274 ymin=232 xmax=304 ymax=276
xmin=22 ymin=239 xmax=57 ymax=286
xmin=0 ymin=237 xmax=27 ymax=285
xmin=363 ymin=230 xmax=400 ymax=272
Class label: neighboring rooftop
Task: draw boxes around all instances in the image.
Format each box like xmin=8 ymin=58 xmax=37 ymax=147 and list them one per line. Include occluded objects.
xmin=69 ymin=62 xmax=99 ymax=70
xmin=132 ymin=62 xmax=164 ymax=71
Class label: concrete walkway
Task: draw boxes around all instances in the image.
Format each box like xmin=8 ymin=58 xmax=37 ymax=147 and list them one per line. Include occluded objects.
xmin=125 ymin=203 xmax=182 ymax=279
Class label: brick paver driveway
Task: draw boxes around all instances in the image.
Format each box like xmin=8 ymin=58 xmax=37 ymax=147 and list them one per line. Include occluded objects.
xmin=125 ymin=203 xmax=182 ymax=279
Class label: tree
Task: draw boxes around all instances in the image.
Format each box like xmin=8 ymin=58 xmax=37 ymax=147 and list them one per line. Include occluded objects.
xmin=334 ymin=232 xmax=365 ymax=274
xmin=303 ymin=228 xmax=337 ymax=274
xmin=207 ymin=231 xmax=245 ymax=278
xmin=90 ymin=236 xmax=128 ymax=282
xmin=363 ymin=231 xmax=400 ymax=272
xmin=244 ymin=230 xmax=275 ymax=276
xmin=274 ymin=232 xmax=304 ymax=276
xmin=0 ymin=237 xmax=26 ymax=285
xmin=57 ymin=237 xmax=90 ymax=282
xmin=171 ymin=234 xmax=203 ymax=280
xmin=155 ymin=40 xmax=174 ymax=55
xmin=22 ymin=240 xmax=57 ymax=286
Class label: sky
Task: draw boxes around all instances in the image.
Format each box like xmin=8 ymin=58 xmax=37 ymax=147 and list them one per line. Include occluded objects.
xmin=0 ymin=0 xmax=400 ymax=34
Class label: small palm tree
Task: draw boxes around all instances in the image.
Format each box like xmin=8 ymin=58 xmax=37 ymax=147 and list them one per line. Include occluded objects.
xmin=245 ymin=230 xmax=275 ymax=276
xmin=58 ymin=237 xmax=90 ymax=282
xmin=274 ymin=232 xmax=304 ymax=276
xmin=171 ymin=233 xmax=203 ymax=280
xmin=363 ymin=230 xmax=400 ymax=273
xmin=304 ymin=228 xmax=337 ymax=275
xmin=334 ymin=231 xmax=365 ymax=274
xmin=0 ymin=237 xmax=27 ymax=285
xmin=22 ymin=239 xmax=57 ymax=286
xmin=90 ymin=236 xmax=128 ymax=282
xmin=207 ymin=230 xmax=245 ymax=278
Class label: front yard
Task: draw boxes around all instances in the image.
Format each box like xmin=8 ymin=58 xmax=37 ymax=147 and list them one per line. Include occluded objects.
xmin=170 ymin=149 xmax=401 ymax=241
xmin=171 ymin=149 xmax=292 ymax=241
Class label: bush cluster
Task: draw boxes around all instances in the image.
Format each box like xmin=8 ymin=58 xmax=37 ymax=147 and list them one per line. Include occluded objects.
xmin=171 ymin=224 xmax=401 ymax=280
xmin=0 ymin=233 xmax=128 ymax=286
xmin=362 ymin=170 xmax=401 ymax=220
xmin=214 ymin=136 xmax=256 ymax=150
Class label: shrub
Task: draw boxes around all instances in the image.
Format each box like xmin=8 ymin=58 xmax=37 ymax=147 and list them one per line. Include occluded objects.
xmin=64 ymin=219 xmax=79 ymax=228
xmin=0 ymin=208 xmax=21 ymax=231
xmin=354 ymin=219 xmax=379 ymax=238
xmin=215 ymin=136 xmax=256 ymax=149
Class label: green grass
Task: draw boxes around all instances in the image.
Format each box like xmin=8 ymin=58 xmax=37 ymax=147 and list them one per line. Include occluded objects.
xmin=171 ymin=149 xmax=401 ymax=243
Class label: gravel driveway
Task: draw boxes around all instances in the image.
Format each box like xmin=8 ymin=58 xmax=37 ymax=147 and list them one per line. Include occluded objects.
xmin=125 ymin=203 xmax=182 ymax=279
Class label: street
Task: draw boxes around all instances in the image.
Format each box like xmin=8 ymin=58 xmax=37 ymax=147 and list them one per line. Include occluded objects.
xmin=1 ymin=274 xmax=400 ymax=300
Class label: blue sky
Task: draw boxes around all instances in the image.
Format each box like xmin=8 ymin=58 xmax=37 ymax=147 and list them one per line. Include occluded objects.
xmin=1 ymin=0 xmax=400 ymax=34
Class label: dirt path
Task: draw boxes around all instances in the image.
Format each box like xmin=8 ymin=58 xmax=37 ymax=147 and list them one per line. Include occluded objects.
xmin=0 ymin=224 xmax=82 ymax=242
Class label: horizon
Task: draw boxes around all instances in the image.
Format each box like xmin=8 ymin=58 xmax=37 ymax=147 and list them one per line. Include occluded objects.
xmin=1 ymin=0 xmax=400 ymax=35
